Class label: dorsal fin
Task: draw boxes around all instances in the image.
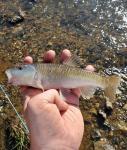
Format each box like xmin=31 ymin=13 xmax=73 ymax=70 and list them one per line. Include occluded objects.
xmin=63 ymin=55 xmax=81 ymax=67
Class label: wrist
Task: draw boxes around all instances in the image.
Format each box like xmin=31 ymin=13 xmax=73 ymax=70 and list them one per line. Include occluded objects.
xmin=41 ymin=145 xmax=78 ymax=150
xmin=30 ymin=141 xmax=79 ymax=150
xmin=31 ymin=145 xmax=77 ymax=150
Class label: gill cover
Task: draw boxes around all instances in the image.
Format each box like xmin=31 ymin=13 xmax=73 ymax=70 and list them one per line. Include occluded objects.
xmin=5 ymin=64 xmax=37 ymax=86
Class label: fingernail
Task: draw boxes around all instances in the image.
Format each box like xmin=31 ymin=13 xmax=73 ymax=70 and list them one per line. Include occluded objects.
xmin=85 ymin=65 xmax=95 ymax=72
xmin=61 ymin=49 xmax=71 ymax=62
xmin=43 ymin=50 xmax=56 ymax=62
xmin=24 ymin=56 xmax=33 ymax=64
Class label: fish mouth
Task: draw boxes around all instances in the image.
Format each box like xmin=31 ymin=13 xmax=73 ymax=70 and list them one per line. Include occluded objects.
xmin=5 ymin=69 xmax=18 ymax=85
xmin=5 ymin=69 xmax=13 ymax=84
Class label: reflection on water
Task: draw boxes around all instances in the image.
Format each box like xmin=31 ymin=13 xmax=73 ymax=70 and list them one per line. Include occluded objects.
xmin=0 ymin=0 xmax=127 ymax=149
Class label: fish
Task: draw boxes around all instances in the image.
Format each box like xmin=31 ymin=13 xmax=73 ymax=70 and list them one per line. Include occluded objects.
xmin=5 ymin=57 xmax=121 ymax=102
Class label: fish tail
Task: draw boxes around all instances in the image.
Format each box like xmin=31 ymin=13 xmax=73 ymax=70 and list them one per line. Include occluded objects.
xmin=104 ymin=75 xmax=121 ymax=102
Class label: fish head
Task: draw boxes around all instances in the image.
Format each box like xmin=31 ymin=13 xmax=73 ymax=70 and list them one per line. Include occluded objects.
xmin=5 ymin=64 xmax=36 ymax=86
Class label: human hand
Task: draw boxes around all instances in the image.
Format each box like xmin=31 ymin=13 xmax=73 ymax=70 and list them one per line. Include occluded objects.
xmin=21 ymin=50 xmax=95 ymax=150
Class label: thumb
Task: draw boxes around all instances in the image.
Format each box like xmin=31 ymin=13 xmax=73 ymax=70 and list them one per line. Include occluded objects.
xmin=41 ymin=89 xmax=69 ymax=111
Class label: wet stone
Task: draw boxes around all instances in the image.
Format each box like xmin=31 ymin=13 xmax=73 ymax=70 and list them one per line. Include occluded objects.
xmin=105 ymin=98 xmax=113 ymax=115
xmin=104 ymin=67 xmax=121 ymax=76
xmin=112 ymin=67 xmax=121 ymax=75
xmin=103 ymin=121 xmax=113 ymax=131
xmin=123 ymin=103 xmax=127 ymax=110
xmin=98 ymin=109 xmax=107 ymax=121
xmin=97 ymin=109 xmax=107 ymax=127
xmin=121 ymin=67 xmax=127 ymax=74
xmin=121 ymin=74 xmax=127 ymax=81
xmin=0 ymin=15 xmax=7 ymax=28
xmin=7 ymin=15 xmax=24 ymax=26
xmin=117 ymin=49 xmax=127 ymax=56
xmin=0 ymin=100 xmax=6 ymax=107
xmin=118 ymin=121 xmax=127 ymax=132
xmin=91 ymin=129 xmax=101 ymax=141
xmin=30 ymin=0 xmax=38 ymax=2
xmin=0 ymin=106 xmax=3 ymax=112
xmin=94 ymin=140 xmax=115 ymax=150
xmin=21 ymin=0 xmax=37 ymax=10
xmin=104 ymin=68 xmax=112 ymax=75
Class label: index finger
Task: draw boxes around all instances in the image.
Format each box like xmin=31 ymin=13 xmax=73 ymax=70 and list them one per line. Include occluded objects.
xmin=24 ymin=56 xmax=33 ymax=64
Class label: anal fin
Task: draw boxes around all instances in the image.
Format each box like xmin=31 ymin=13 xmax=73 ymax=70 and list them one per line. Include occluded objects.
xmin=59 ymin=88 xmax=79 ymax=106
xmin=80 ymin=86 xmax=96 ymax=99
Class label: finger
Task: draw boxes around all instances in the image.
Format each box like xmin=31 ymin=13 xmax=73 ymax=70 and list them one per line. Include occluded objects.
xmin=20 ymin=56 xmax=33 ymax=94
xmin=23 ymin=95 xmax=30 ymax=112
xmin=20 ymin=86 xmax=42 ymax=107
xmin=21 ymin=87 xmax=42 ymax=99
xmin=60 ymin=49 xmax=71 ymax=62
xmin=60 ymin=50 xmax=80 ymax=105
xmin=41 ymin=89 xmax=68 ymax=111
xmin=71 ymin=88 xmax=81 ymax=98
xmin=24 ymin=56 xmax=33 ymax=64
xmin=85 ymin=65 xmax=95 ymax=72
xmin=22 ymin=89 xmax=43 ymax=113
xmin=43 ymin=50 xmax=56 ymax=63
xmin=28 ymin=89 xmax=68 ymax=112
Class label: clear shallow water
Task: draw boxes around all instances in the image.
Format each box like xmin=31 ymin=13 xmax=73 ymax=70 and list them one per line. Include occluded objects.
xmin=0 ymin=0 xmax=127 ymax=149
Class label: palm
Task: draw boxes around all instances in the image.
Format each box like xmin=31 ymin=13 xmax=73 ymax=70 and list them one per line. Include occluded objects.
xmin=25 ymin=90 xmax=84 ymax=149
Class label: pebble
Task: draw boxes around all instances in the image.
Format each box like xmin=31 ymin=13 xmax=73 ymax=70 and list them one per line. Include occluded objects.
xmin=105 ymin=98 xmax=113 ymax=114
xmin=0 ymin=106 xmax=3 ymax=112
xmin=8 ymin=14 xmax=24 ymax=26
xmin=118 ymin=122 xmax=127 ymax=132
xmin=117 ymin=49 xmax=127 ymax=56
xmin=94 ymin=139 xmax=115 ymax=150
xmin=98 ymin=109 xmax=107 ymax=121
xmin=91 ymin=129 xmax=101 ymax=140
xmin=30 ymin=0 xmax=38 ymax=2
xmin=0 ymin=100 xmax=4 ymax=106
xmin=123 ymin=104 xmax=127 ymax=110
xmin=106 ymin=101 xmax=113 ymax=110
xmin=103 ymin=121 xmax=113 ymax=131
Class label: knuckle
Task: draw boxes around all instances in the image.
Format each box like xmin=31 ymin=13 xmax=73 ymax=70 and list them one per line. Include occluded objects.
xmin=50 ymin=89 xmax=58 ymax=95
xmin=27 ymin=99 xmax=41 ymax=111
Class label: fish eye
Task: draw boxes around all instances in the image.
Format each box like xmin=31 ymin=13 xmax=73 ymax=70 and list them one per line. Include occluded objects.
xmin=18 ymin=66 xmax=23 ymax=70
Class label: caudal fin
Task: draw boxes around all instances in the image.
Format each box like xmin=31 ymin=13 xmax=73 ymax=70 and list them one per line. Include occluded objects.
xmin=104 ymin=75 xmax=121 ymax=102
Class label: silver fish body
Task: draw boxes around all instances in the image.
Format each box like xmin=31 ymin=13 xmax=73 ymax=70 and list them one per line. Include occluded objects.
xmin=5 ymin=63 xmax=120 ymax=101
xmin=35 ymin=64 xmax=104 ymax=89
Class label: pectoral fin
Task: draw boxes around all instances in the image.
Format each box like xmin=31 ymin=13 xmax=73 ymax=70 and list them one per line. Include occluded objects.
xmin=80 ymin=86 xmax=96 ymax=99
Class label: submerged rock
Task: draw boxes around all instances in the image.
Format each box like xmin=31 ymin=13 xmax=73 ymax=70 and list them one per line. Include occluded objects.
xmin=8 ymin=15 xmax=24 ymax=26
xmin=103 ymin=121 xmax=113 ymax=131
xmin=94 ymin=139 xmax=115 ymax=150
xmin=117 ymin=121 xmax=127 ymax=132
xmin=123 ymin=104 xmax=127 ymax=110
xmin=91 ymin=129 xmax=101 ymax=141
xmin=105 ymin=98 xmax=113 ymax=115
xmin=117 ymin=48 xmax=127 ymax=57
xmin=98 ymin=109 xmax=107 ymax=121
